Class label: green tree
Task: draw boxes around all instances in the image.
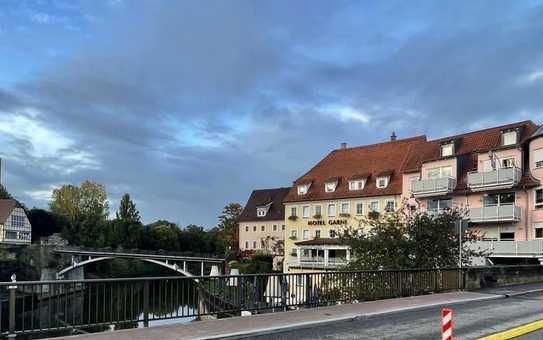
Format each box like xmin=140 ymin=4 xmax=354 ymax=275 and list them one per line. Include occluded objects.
xmin=49 ymin=181 xmax=110 ymax=247
xmin=217 ymin=203 xmax=242 ymax=255
xmin=116 ymin=193 xmax=140 ymax=224
xmin=342 ymin=206 xmax=485 ymax=270
xmin=0 ymin=184 xmax=12 ymax=199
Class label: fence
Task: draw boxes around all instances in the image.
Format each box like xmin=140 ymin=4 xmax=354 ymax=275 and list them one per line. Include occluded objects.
xmin=0 ymin=268 xmax=464 ymax=338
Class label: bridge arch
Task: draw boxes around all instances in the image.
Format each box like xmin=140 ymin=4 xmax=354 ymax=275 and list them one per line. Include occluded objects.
xmin=56 ymin=256 xmax=194 ymax=279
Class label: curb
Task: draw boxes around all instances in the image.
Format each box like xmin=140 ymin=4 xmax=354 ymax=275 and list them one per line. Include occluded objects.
xmin=202 ymin=294 xmax=505 ymax=340
xmin=504 ymin=288 xmax=543 ymax=298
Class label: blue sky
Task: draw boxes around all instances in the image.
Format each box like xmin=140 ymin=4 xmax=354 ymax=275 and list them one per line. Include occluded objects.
xmin=1 ymin=0 xmax=543 ymax=227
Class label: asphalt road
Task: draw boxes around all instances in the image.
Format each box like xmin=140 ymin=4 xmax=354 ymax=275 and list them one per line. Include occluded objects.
xmin=239 ymin=292 xmax=543 ymax=340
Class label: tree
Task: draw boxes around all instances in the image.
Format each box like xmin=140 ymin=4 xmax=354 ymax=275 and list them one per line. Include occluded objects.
xmin=217 ymin=203 xmax=243 ymax=254
xmin=116 ymin=193 xmax=140 ymax=225
xmin=0 ymin=184 xmax=12 ymax=199
xmin=341 ymin=206 xmax=485 ymax=270
xmin=49 ymin=181 xmax=110 ymax=247
xmin=27 ymin=208 xmax=63 ymax=242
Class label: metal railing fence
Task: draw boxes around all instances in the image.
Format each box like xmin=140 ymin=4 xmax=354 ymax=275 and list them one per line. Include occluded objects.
xmin=0 ymin=268 xmax=464 ymax=338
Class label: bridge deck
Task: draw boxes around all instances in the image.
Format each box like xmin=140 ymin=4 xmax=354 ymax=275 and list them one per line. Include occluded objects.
xmin=53 ymin=248 xmax=225 ymax=263
xmin=50 ymin=290 xmax=502 ymax=340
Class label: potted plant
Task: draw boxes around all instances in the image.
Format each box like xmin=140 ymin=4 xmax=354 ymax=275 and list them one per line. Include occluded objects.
xmin=339 ymin=213 xmax=350 ymax=218
xmin=288 ymin=215 xmax=298 ymax=221
xmin=313 ymin=214 xmax=322 ymax=219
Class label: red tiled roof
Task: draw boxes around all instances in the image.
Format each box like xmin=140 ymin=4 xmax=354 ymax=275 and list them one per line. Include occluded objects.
xmin=239 ymin=187 xmax=290 ymax=222
xmin=0 ymin=199 xmax=21 ymax=224
xmin=283 ymin=136 xmax=427 ymax=203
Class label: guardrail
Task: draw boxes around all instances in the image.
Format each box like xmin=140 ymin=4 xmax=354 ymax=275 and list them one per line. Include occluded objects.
xmin=0 ymin=268 xmax=464 ymax=338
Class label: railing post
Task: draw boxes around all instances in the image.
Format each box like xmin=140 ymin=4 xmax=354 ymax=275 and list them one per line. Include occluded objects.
xmin=238 ymin=276 xmax=245 ymax=314
xmin=305 ymin=273 xmax=311 ymax=306
xmin=8 ymin=274 xmax=17 ymax=338
xmin=143 ymin=280 xmax=149 ymax=328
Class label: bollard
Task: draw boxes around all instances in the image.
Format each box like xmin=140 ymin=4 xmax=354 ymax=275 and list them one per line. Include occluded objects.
xmin=8 ymin=274 xmax=17 ymax=339
xmin=441 ymin=308 xmax=453 ymax=340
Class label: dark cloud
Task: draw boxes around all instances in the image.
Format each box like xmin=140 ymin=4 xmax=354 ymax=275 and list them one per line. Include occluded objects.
xmin=1 ymin=1 xmax=543 ymax=226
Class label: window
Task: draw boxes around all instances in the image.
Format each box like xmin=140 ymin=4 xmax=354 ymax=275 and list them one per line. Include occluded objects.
xmin=245 ymin=226 xmax=249 ymax=232
xmin=282 ymin=224 xmax=285 ymax=231
xmin=325 ymin=181 xmax=337 ymax=193
xmin=302 ymin=206 xmax=310 ymax=218
xmin=341 ymin=203 xmax=349 ymax=214
xmin=261 ymin=240 xmax=266 ymax=248
xmin=329 ymin=229 xmax=337 ymax=238
xmin=441 ymin=143 xmax=454 ymax=157
xmin=290 ymin=229 xmax=297 ymax=238
xmin=315 ymin=230 xmax=321 ymax=238
xmin=261 ymin=225 xmax=265 ymax=231
xmin=385 ymin=200 xmax=395 ymax=213
xmin=483 ymin=192 xmax=515 ymax=206
xmin=328 ymin=203 xmax=336 ymax=216
xmin=376 ymin=176 xmax=389 ymax=188
xmin=499 ymin=232 xmax=515 ymax=241
xmin=314 ymin=205 xmax=322 ymax=216
xmin=253 ymin=226 xmax=257 ymax=232
xmin=297 ymin=184 xmax=310 ymax=195
xmin=245 ymin=241 xmax=249 ymax=249
xmin=10 ymin=215 xmax=25 ymax=228
xmin=356 ymin=202 xmax=364 ymax=215
xmin=273 ymin=224 xmax=277 ymax=231
xmin=502 ymin=130 xmax=517 ymax=146
xmin=303 ymin=230 xmax=309 ymax=240
xmin=290 ymin=207 xmax=297 ymax=217
xmin=427 ymin=166 xmax=452 ymax=179
xmin=536 ymin=189 xmax=543 ymax=209
xmin=535 ymin=224 xmax=543 ymax=239
xmin=369 ymin=201 xmax=379 ymax=212
xmin=427 ymin=198 xmax=452 ymax=211
xmin=535 ymin=148 xmax=543 ymax=168
xmin=502 ymin=158 xmax=515 ymax=168
xmin=349 ymin=180 xmax=365 ymax=191
xmin=257 ymin=208 xmax=266 ymax=217
xmin=253 ymin=241 xmax=257 ymax=249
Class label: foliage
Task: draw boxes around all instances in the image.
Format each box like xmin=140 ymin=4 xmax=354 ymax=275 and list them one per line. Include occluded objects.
xmin=116 ymin=193 xmax=141 ymax=225
xmin=341 ymin=206 xmax=485 ymax=270
xmin=26 ymin=208 xmax=63 ymax=242
xmin=0 ymin=184 xmax=12 ymax=199
xmin=216 ymin=203 xmax=243 ymax=254
xmin=229 ymin=253 xmax=273 ymax=274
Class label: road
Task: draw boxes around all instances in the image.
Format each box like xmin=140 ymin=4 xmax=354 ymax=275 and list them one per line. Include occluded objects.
xmin=244 ymin=292 xmax=543 ymax=340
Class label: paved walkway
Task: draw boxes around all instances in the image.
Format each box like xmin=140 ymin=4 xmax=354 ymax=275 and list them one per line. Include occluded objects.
xmin=51 ymin=289 xmax=507 ymax=340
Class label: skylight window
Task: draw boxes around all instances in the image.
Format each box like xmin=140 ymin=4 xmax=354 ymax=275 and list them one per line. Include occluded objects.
xmin=349 ymin=180 xmax=365 ymax=191
xmin=325 ymin=181 xmax=338 ymax=193
xmin=376 ymin=176 xmax=389 ymax=189
xmin=297 ymin=183 xmax=310 ymax=195
xmin=441 ymin=143 xmax=454 ymax=157
xmin=502 ymin=130 xmax=517 ymax=146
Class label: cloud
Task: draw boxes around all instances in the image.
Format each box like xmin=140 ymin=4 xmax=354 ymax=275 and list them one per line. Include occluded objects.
xmin=30 ymin=12 xmax=52 ymax=24
xmin=1 ymin=1 xmax=543 ymax=225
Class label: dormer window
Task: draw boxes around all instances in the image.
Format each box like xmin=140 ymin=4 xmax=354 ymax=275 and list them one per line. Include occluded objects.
xmin=325 ymin=181 xmax=338 ymax=193
xmin=349 ymin=180 xmax=365 ymax=191
xmin=440 ymin=142 xmax=454 ymax=157
xmin=257 ymin=208 xmax=266 ymax=217
xmin=297 ymin=183 xmax=310 ymax=195
xmin=502 ymin=130 xmax=518 ymax=146
xmin=376 ymin=176 xmax=389 ymax=188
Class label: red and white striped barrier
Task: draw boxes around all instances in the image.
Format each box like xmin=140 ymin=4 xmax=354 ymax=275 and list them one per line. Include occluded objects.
xmin=441 ymin=308 xmax=453 ymax=340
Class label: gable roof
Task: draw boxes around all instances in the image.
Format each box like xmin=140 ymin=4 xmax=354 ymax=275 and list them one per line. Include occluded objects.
xmin=402 ymin=120 xmax=538 ymax=174
xmin=283 ymin=136 xmax=427 ymax=203
xmin=0 ymin=199 xmax=20 ymax=224
xmin=239 ymin=187 xmax=290 ymax=222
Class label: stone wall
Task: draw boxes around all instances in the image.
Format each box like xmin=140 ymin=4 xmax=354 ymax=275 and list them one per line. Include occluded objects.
xmin=465 ymin=265 xmax=543 ymax=289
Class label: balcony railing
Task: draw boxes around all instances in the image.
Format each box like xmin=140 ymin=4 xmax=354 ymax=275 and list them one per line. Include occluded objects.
xmin=468 ymin=205 xmax=521 ymax=223
xmin=410 ymin=177 xmax=457 ymax=197
xmin=470 ymin=240 xmax=543 ymax=256
xmin=467 ymin=167 xmax=522 ymax=191
xmin=291 ymin=256 xmax=347 ymax=268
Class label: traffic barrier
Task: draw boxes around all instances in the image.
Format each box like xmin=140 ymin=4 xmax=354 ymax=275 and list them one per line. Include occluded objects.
xmin=442 ymin=308 xmax=453 ymax=340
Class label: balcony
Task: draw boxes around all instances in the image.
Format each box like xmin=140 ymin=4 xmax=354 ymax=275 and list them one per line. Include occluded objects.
xmin=290 ymin=256 xmax=347 ymax=269
xmin=467 ymin=167 xmax=522 ymax=191
xmin=410 ymin=177 xmax=457 ymax=198
xmin=469 ymin=240 xmax=543 ymax=257
xmin=468 ymin=205 xmax=521 ymax=223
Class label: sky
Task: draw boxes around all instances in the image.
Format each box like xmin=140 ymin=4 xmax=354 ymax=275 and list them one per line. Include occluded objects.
xmin=1 ymin=0 xmax=543 ymax=227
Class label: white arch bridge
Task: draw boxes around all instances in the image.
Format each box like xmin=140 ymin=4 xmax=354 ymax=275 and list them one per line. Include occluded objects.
xmin=53 ymin=248 xmax=225 ymax=279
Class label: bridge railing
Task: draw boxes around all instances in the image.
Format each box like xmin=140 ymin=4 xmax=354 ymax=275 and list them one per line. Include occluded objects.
xmin=0 ymin=267 xmax=470 ymax=338
xmin=52 ymin=246 xmax=224 ymax=261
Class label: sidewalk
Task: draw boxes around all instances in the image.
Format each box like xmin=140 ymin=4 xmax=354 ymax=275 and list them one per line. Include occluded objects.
xmin=51 ymin=289 xmax=511 ymax=340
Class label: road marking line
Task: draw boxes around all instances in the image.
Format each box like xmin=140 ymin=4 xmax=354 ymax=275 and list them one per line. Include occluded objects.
xmin=479 ymin=319 xmax=543 ymax=340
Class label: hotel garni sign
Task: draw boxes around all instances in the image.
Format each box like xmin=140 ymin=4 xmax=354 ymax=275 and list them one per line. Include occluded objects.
xmin=307 ymin=219 xmax=348 ymax=226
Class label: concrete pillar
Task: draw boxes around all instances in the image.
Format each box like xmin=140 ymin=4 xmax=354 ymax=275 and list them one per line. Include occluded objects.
xmin=296 ymin=248 xmax=301 ymax=264
xmin=200 ymin=262 xmax=204 ymax=276
xmin=228 ymin=268 xmax=239 ymax=286
xmin=324 ymin=249 xmax=329 ymax=266
xmin=209 ymin=265 xmax=219 ymax=276
xmin=346 ymin=249 xmax=351 ymax=261
xmin=183 ymin=261 xmax=187 ymax=272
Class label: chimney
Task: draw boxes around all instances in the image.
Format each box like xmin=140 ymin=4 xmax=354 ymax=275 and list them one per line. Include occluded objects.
xmin=390 ymin=132 xmax=397 ymax=141
xmin=340 ymin=142 xmax=347 ymax=149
